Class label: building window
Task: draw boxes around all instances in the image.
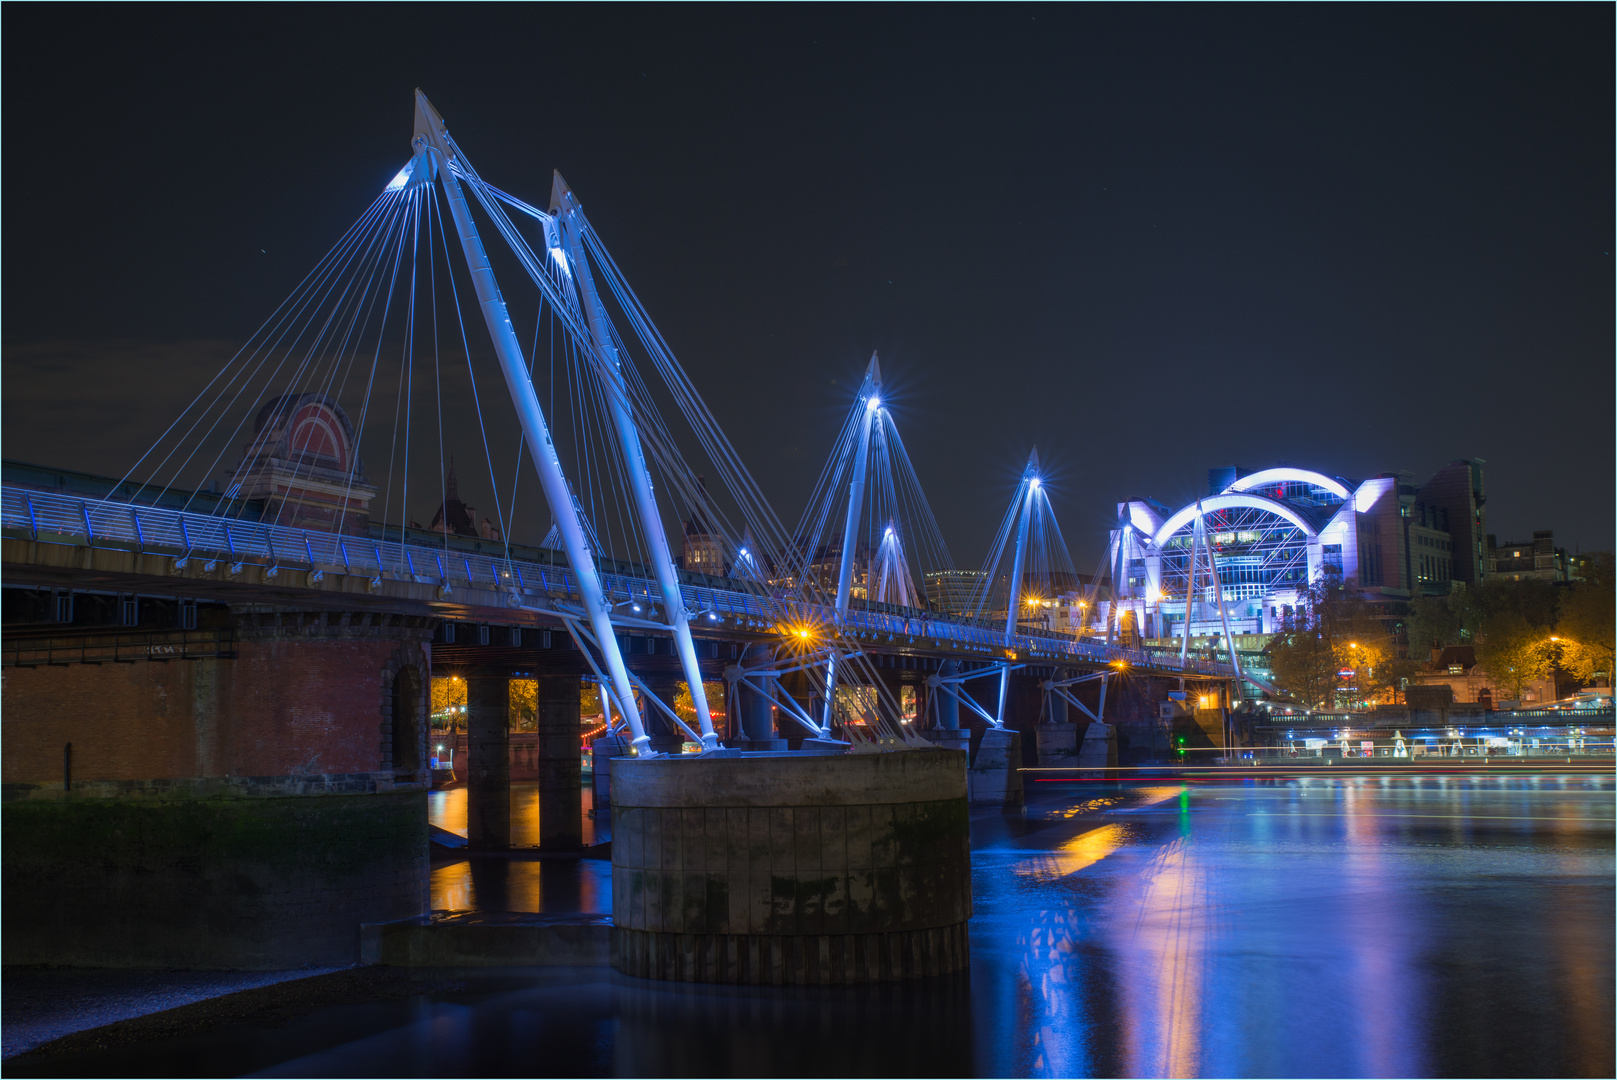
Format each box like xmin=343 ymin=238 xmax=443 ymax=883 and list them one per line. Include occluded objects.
xmin=1323 ymin=544 xmax=1343 ymax=575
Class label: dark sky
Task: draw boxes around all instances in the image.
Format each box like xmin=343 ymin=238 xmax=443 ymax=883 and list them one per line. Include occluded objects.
xmin=5 ymin=5 xmax=1612 ymax=568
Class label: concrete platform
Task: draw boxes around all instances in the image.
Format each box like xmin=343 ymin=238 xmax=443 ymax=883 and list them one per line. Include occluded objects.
xmin=360 ymin=912 xmax=611 ymax=967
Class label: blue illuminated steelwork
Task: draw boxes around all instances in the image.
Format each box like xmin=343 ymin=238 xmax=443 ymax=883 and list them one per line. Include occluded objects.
xmin=821 ymin=353 xmax=882 ymax=733
xmin=552 ymin=172 xmax=718 ymax=750
xmin=996 ymin=448 xmax=1041 ymax=727
xmin=411 ymin=91 xmax=654 ymax=755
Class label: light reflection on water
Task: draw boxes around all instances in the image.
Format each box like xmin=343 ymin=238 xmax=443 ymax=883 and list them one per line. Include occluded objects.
xmin=427 ymin=783 xmax=610 ymax=915
xmin=83 ymin=774 xmax=1610 ymax=1078
xmin=413 ymin=774 xmax=1615 ymax=1078
xmin=970 ymin=774 xmax=1612 ymax=1078
xmin=426 ymin=783 xmax=600 ymax=848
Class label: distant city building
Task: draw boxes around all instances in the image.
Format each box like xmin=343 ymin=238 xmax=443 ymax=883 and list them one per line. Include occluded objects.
xmin=425 ymin=461 xmax=500 ymax=542
xmin=1487 ymin=530 xmax=1565 ymax=582
xmin=924 ymin=569 xmax=984 ymax=616
xmin=680 ymin=505 xmax=726 ymax=574
xmin=227 ymin=393 xmax=376 ymax=535
xmin=1404 ymin=644 xmax=1556 ymax=708
xmin=1107 ymin=460 xmax=1489 ymax=641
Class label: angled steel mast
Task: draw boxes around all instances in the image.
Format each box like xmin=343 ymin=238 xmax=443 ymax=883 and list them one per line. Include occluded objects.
xmin=996 ymin=448 xmax=1041 ymax=727
xmin=820 ymin=353 xmax=882 ymax=733
xmin=410 ymin=90 xmax=655 ymax=757
xmin=551 ymin=172 xmax=719 ymax=750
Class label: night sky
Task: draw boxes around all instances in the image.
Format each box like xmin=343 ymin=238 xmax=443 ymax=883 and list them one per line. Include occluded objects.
xmin=4 ymin=6 xmax=1612 ymax=568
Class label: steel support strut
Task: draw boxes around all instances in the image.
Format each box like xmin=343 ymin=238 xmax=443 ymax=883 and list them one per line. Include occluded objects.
xmin=412 ymin=90 xmax=654 ymax=756
xmin=1179 ymin=508 xmax=1202 ymax=665
xmin=554 ymin=177 xmax=718 ymax=749
xmin=996 ymin=448 xmax=1040 ymax=727
xmin=822 ymin=353 xmax=882 ymax=734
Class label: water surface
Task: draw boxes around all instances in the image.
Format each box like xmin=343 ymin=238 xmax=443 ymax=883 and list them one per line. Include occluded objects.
xmin=23 ymin=776 xmax=1617 ymax=1077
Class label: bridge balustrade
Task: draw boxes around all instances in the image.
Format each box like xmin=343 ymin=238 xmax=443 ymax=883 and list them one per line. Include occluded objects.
xmin=2 ymin=486 xmax=1235 ymax=677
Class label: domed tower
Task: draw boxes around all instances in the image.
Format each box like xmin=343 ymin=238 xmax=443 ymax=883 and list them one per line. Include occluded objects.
xmin=228 ymin=393 xmax=377 ymax=535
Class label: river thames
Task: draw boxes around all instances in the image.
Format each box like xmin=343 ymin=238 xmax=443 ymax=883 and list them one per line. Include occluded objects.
xmin=13 ymin=775 xmax=1613 ymax=1077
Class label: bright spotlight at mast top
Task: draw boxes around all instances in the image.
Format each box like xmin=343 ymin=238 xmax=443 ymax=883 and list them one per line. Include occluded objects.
xmin=1029 ymin=476 xmax=1041 ymax=490
xmin=866 ymin=396 xmax=881 ymax=411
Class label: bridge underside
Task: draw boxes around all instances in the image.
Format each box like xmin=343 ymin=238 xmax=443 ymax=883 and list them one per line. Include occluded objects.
xmin=2 ymin=534 xmax=1232 ymax=683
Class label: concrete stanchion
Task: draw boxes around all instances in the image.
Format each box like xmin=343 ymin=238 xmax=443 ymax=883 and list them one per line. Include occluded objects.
xmin=610 ymin=750 xmax=971 ymax=983
xmin=1035 ymin=722 xmax=1080 ymax=767
xmin=465 ymin=668 xmax=512 ymax=850
xmin=1077 ymin=721 xmax=1118 ymax=770
xmin=537 ymin=675 xmax=583 ymax=849
xmin=591 ymin=735 xmax=630 ymax=817
xmin=968 ymin=728 xmax=1024 ymax=809
xmin=739 ymin=672 xmax=787 ymax=751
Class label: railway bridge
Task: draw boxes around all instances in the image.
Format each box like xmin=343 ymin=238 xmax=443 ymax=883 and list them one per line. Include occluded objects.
xmin=2 ymin=91 xmax=1240 ymax=972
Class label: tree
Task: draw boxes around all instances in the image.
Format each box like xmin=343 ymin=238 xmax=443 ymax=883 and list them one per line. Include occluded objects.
xmin=674 ymin=681 xmax=727 ymax=730
xmin=431 ymin=675 xmax=466 ymax=729
xmin=581 ymin=683 xmax=607 ymax=724
xmin=1266 ymin=577 xmax=1395 ymax=707
xmin=509 ymin=678 xmax=538 ymax=732
xmin=1472 ymin=610 xmax=1553 ymax=702
xmin=1405 ymin=591 xmax=1468 ymax=658
xmin=1554 ymin=552 xmax=1613 ymax=684
xmin=1266 ymin=618 xmax=1336 ymax=708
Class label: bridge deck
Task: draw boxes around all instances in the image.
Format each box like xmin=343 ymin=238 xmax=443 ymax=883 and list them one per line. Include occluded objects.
xmin=1 ymin=486 xmax=1234 ymax=678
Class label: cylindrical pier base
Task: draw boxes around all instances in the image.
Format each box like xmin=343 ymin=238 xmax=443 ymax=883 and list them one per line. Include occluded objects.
xmin=610 ymin=750 xmax=970 ymax=983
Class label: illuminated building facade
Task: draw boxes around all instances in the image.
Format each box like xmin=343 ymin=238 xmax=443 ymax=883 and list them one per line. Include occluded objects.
xmin=1108 ymin=461 xmax=1488 ymax=640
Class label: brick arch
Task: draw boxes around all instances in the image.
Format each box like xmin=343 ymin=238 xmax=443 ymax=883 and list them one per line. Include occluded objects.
xmin=380 ymin=645 xmax=427 ymax=777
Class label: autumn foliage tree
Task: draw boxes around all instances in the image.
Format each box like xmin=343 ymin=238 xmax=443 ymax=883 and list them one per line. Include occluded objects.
xmin=1266 ymin=578 xmax=1395 ymax=707
xmin=1471 ymin=610 xmax=1553 ymax=702
xmin=1556 ymin=552 xmax=1614 ymax=685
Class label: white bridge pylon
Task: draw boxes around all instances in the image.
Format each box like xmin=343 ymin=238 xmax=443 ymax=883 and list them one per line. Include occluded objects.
xmin=411 ymin=91 xmax=712 ymax=756
xmin=820 ymin=354 xmax=882 ymax=734
xmin=996 ymin=450 xmax=1042 ymax=727
xmin=792 ymin=352 xmax=955 ymax=743
xmin=962 ymin=447 xmax=1088 ymax=728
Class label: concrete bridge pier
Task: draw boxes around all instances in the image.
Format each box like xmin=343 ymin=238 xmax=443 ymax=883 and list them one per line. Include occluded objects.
xmin=968 ymin=728 xmax=1024 ymax=809
xmin=1036 ymin=671 xmax=1081 ymax=768
xmin=611 ymin=751 xmax=971 ymax=983
xmin=465 ymin=667 xmax=512 ymax=850
xmin=537 ymin=675 xmax=585 ymax=849
xmin=738 ymin=673 xmax=786 ymax=751
xmin=1077 ymin=721 xmax=1118 ymax=770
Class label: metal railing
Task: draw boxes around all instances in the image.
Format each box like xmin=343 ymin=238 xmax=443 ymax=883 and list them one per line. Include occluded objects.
xmin=2 ymin=485 xmax=1235 ymax=676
